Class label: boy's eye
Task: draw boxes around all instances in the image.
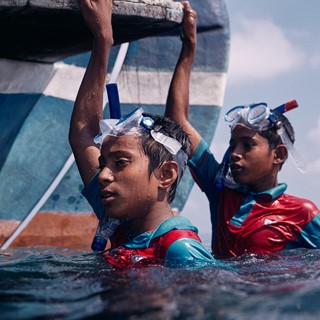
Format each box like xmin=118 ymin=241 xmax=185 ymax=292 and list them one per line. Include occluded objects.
xmin=229 ymin=142 xmax=237 ymax=152
xmin=229 ymin=140 xmax=255 ymax=152
xmin=97 ymin=154 xmax=132 ymax=171
xmin=243 ymin=142 xmax=252 ymax=149
xmin=243 ymin=140 xmax=255 ymax=151
xmin=97 ymin=156 xmax=106 ymax=170
xmin=115 ymin=158 xmax=130 ymax=168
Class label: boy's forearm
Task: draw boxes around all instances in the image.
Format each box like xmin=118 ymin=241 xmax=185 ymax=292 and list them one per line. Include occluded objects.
xmin=165 ymin=1 xmax=196 ymax=124
xmin=165 ymin=1 xmax=201 ymax=155
xmin=70 ymin=39 xmax=111 ymax=142
xmin=69 ymin=0 xmax=114 ymax=185
xmin=165 ymin=39 xmax=195 ymax=122
xmin=70 ymin=0 xmax=113 ymax=146
xmin=68 ymin=37 xmax=112 ymax=186
xmin=165 ymin=37 xmax=201 ymax=155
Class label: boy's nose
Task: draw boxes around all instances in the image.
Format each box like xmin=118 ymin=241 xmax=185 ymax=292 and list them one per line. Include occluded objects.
xmin=98 ymin=167 xmax=114 ymax=183
xmin=230 ymin=149 xmax=242 ymax=162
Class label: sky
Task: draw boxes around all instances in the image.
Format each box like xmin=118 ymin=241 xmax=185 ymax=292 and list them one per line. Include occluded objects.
xmin=183 ymin=0 xmax=320 ymax=237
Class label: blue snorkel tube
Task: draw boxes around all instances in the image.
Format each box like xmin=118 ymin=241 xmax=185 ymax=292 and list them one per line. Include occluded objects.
xmin=106 ymin=83 xmax=121 ymax=119
xmin=214 ymin=148 xmax=231 ymax=191
xmin=91 ymin=83 xmax=122 ymax=252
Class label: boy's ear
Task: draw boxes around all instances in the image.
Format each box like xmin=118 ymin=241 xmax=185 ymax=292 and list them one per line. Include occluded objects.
xmin=158 ymin=161 xmax=178 ymax=189
xmin=274 ymin=145 xmax=288 ymax=164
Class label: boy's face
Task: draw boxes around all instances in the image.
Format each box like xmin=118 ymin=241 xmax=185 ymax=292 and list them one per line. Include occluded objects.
xmin=229 ymin=125 xmax=278 ymax=192
xmin=98 ymin=135 xmax=160 ymax=221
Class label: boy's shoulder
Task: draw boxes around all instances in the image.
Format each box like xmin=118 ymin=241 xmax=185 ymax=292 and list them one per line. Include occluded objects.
xmin=281 ymin=193 xmax=319 ymax=216
xmin=153 ymin=215 xmax=198 ymax=238
xmin=111 ymin=216 xmax=199 ymax=249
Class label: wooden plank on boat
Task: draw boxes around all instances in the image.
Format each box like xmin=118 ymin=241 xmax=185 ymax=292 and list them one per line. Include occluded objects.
xmin=0 ymin=0 xmax=183 ymax=62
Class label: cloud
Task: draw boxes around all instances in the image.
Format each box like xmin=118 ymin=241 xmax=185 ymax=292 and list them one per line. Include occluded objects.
xmin=227 ymin=18 xmax=305 ymax=84
xmin=310 ymin=54 xmax=320 ymax=68
xmin=307 ymin=117 xmax=320 ymax=143
xmin=306 ymin=117 xmax=320 ymax=173
xmin=307 ymin=158 xmax=320 ymax=174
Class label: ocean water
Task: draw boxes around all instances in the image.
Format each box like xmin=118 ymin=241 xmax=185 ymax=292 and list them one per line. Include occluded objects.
xmin=1 ymin=239 xmax=320 ymax=320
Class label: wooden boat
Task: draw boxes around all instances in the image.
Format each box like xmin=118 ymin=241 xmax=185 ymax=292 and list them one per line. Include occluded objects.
xmin=0 ymin=0 xmax=186 ymax=62
xmin=0 ymin=0 xmax=230 ymax=250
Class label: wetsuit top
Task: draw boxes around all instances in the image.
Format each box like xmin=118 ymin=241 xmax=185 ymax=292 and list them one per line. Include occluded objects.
xmin=188 ymin=139 xmax=320 ymax=258
xmin=82 ymin=174 xmax=215 ymax=268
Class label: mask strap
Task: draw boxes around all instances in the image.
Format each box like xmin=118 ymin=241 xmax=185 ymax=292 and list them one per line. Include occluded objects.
xmin=150 ymin=124 xmax=187 ymax=186
xmin=173 ymin=149 xmax=188 ymax=186
xmin=269 ymin=112 xmax=306 ymax=173
xmin=150 ymin=130 xmax=182 ymax=155
xmin=277 ymin=124 xmax=306 ymax=173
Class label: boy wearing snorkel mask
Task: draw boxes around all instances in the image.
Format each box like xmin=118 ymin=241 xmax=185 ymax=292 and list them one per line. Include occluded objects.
xmin=69 ymin=0 xmax=214 ymax=268
xmin=165 ymin=3 xmax=320 ymax=258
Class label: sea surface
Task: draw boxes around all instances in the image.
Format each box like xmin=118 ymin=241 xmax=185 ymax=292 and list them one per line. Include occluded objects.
xmin=1 ymin=235 xmax=320 ymax=320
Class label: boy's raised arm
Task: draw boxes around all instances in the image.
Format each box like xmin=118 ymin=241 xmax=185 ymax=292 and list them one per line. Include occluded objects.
xmin=165 ymin=1 xmax=201 ymax=157
xmin=69 ymin=0 xmax=114 ymax=186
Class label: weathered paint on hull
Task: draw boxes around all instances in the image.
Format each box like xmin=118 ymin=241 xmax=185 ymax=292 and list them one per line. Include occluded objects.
xmin=0 ymin=0 xmax=229 ymax=249
xmin=0 ymin=212 xmax=98 ymax=251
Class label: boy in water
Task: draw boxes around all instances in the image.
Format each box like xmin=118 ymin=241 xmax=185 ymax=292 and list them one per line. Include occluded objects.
xmin=69 ymin=0 xmax=214 ymax=268
xmin=165 ymin=3 xmax=320 ymax=258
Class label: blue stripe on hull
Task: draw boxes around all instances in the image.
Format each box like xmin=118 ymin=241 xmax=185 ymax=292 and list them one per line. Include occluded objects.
xmin=0 ymin=93 xmax=41 ymax=169
xmin=0 ymin=94 xmax=73 ymax=220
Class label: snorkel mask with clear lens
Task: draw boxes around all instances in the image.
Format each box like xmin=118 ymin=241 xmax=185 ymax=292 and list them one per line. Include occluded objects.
xmin=225 ymin=102 xmax=272 ymax=131
xmin=94 ymin=107 xmax=188 ymax=184
xmin=225 ymin=100 xmax=298 ymax=132
xmin=94 ymin=108 xmax=183 ymax=155
xmin=215 ymin=100 xmax=305 ymax=190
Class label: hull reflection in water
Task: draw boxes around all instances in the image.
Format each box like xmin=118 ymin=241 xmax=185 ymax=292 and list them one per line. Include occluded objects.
xmin=1 ymin=244 xmax=320 ymax=319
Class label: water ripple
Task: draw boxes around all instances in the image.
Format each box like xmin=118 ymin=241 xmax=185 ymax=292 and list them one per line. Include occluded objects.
xmin=1 ymin=247 xmax=320 ymax=319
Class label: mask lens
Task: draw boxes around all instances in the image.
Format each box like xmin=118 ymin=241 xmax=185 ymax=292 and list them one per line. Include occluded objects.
xmin=248 ymin=103 xmax=268 ymax=122
xmin=115 ymin=108 xmax=143 ymax=132
xmin=225 ymin=106 xmax=244 ymax=126
xmin=247 ymin=103 xmax=272 ymax=130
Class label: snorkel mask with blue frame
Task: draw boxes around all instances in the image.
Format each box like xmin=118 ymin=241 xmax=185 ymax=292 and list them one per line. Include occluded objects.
xmin=225 ymin=100 xmax=296 ymax=132
xmin=215 ymin=100 xmax=305 ymax=190
xmin=94 ymin=107 xmax=188 ymax=185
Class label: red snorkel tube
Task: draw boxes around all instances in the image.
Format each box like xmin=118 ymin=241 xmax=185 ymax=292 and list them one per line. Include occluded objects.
xmin=273 ymin=99 xmax=298 ymax=114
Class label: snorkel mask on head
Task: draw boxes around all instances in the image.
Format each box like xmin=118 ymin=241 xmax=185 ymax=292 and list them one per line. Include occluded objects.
xmin=215 ymin=100 xmax=305 ymax=190
xmin=94 ymin=107 xmax=188 ymax=184
xmin=225 ymin=100 xmax=297 ymax=132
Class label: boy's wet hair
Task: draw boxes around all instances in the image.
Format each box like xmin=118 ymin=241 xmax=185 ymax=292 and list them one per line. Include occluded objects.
xmin=140 ymin=113 xmax=191 ymax=203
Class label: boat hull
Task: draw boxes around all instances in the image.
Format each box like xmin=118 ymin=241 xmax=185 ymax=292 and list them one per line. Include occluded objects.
xmin=0 ymin=0 xmax=230 ymax=250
